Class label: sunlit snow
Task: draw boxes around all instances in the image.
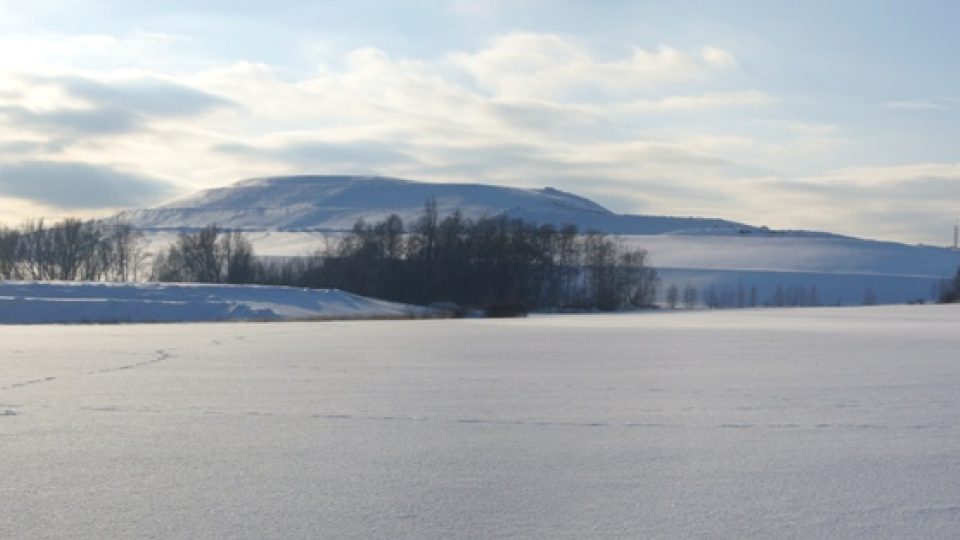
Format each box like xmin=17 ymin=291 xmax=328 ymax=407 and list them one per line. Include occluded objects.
xmin=2 ymin=306 xmax=960 ymax=537
xmin=0 ymin=281 xmax=426 ymax=323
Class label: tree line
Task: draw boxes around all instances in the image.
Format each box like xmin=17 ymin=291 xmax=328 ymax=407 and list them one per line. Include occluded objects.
xmin=663 ymin=283 xmax=822 ymax=309
xmin=151 ymin=200 xmax=659 ymax=314
xmin=663 ymin=282 xmax=895 ymax=309
xmin=0 ymin=217 xmax=146 ymax=281
xmin=4 ymin=209 xmax=944 ymax=311
xmin=936 ymin=268 xmax=960 ymax=303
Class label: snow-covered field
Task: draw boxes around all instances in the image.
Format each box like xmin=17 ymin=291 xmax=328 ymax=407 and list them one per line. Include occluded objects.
xmin=0 ymin=281 xmax=427 ymax=324
xmin=3 ymin=306 xmax=960 ymax=538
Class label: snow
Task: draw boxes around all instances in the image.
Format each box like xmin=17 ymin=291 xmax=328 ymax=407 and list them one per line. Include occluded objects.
xmin=2 ymin=305 xmax=960 ymax=538
xmin=627 ymin=234 xmax=960 ymax=304
xmin=121 ymin=175 xmax=752 ymax=234
xmin=623 ymin=234 xmax=960 ymax=276
xmin=121 ymin=175 xmax=960 ymax=305
xmin=0 ymin=281 xmax=427 ymax=324
xmin=656 ymin=267 xmax=936 ymax=305
xmin=136 ymin=229 xmax=960 ymax=305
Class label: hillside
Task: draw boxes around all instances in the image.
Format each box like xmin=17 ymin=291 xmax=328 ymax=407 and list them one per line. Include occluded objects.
xmin=122 ymin=175 xmax=960 ymax=306
xmin=121 ymin=175 xmax=757 ymax=235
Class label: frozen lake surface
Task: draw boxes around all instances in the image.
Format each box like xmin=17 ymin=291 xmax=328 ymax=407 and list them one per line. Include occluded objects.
xmin=2 ymin=305 xmax=960 ymax=538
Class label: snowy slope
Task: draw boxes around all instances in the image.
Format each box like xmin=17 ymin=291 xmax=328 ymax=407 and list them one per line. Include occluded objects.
xmin=624 ymin=234 xmax=960 ymax=275
xmin=121 ymin=174 xmax=960 ymax=305
xmin=4 ymin=306 xmax=960 ymax=538
xmin=121 ymin=175 xmax=755 ymax=234
xmin=136 ymin=229 xmax=960 ymax=305
xmin=0 ymin=281 xmax=429 ymax=324
xmin=624 ymin=234 xmax=960 ymax=304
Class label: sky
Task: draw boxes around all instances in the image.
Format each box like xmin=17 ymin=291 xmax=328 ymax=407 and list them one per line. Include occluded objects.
xmin=0 ymin=0 xmax=958 ymax=244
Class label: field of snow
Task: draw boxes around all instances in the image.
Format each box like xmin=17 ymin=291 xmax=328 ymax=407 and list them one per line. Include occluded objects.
xmin=3 ymin=305 xmax=960 ymax=538
xmin=0 ymin=281 xmax=426 ymax=324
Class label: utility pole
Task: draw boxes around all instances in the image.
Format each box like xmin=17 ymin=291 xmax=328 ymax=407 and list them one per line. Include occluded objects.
xmin=954 ymin=219 xmax=959 ymax=250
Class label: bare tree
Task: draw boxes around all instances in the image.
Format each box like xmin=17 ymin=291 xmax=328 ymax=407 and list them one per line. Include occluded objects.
xmin=862 ymin=287 xmax=878 ymax=306
xmin=105 ymin=217 xmax=146 ymax=281
xmin=181 ymin=225 xmax=224 ymax=283
xmin=0 ymin=226 xmax=20 ymax=279
xmin=666 ymin=284 xmax=679 ymax=309
xmin=20 ymin=218 xmax=51 ymax=280
xmin=682 ymin=284 xmax=698 ymax=309
xmin=221 ymin=231 xmax=255 ymax=284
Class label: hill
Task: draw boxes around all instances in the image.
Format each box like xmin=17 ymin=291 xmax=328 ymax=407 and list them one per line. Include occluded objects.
xmin=121 ymin=175 xmax=758 ymax=235
xmin=122 ymin=175 xmax=960 ymax=306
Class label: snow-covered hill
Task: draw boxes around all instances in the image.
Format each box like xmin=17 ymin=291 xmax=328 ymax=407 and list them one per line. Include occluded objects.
xmin=0 ymin=281 xmax=431 ymax=324
xmin=122 ymin=174 xmax=960 ymax=306
xmin=122 ymin=175 xmax=756 ymax=235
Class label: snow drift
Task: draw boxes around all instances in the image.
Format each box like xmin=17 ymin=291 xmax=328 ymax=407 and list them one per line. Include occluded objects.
xmin=0 ymin=281 xmax=429 ymax=324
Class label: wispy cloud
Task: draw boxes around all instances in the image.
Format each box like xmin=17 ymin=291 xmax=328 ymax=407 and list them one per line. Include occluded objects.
xmin=215 ymin=140 xmax=418 ymax=170
xmin=45 ymin=75 xmax=234 ymax=118
xmin=751 ymin=163 xmax=960 ymax=242
xmin=0 ymin=160 xmax=176 ymax=208
xmin=0 ymin=104 xmax=141 ymax=136
xmin=447 ymin=33 xmax=739 ymax=101
xmin=884 ymin=97 xmax=960 ymax=112
xmin=0 ymin=73 xmax=233 ymax=152
xmin=623 ymin=90 xmax=773 ymax=112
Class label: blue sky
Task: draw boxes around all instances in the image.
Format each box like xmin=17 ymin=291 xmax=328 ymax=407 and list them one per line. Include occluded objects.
xmin=0 ymin=0 xmax=958 ymax=243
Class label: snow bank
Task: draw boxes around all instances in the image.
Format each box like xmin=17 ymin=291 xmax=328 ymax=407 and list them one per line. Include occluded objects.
xmin=0 ymin=281 xmax=429 ymax=324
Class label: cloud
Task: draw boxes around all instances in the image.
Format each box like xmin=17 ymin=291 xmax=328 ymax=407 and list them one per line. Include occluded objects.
xmin=0 ymin=74 xmax=233 ymax=154
xmin=747 ymin=163 xmax=960 ymax=242
xmin=482 ymin=99 xmax=605 ymax=135
xmin=701 ymin=47 xmax=737 ymax=69
xmin=0 ymin=104 xmax=142 ymax=136
xmin=47 ymin=75 xmax=234 ymax=118
xmin=0 ymin=139 xmax=65 ymax=154
xmin=623 ymin=90 xmax=773 ymax=112
xmin=884 ymin=97 xmax=960 ymax=112
xmin=802 ymin=163 xmax=960 ymax=187
xmin=0 ymin=160 xmax=176 ymax=208
xmin=215 ymin=139 xmax=417 ymax=169
xmin=178 ymin=36 xmax=767 ymax=169
xmin=446 ymin=32 xmax=739 ymax=101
